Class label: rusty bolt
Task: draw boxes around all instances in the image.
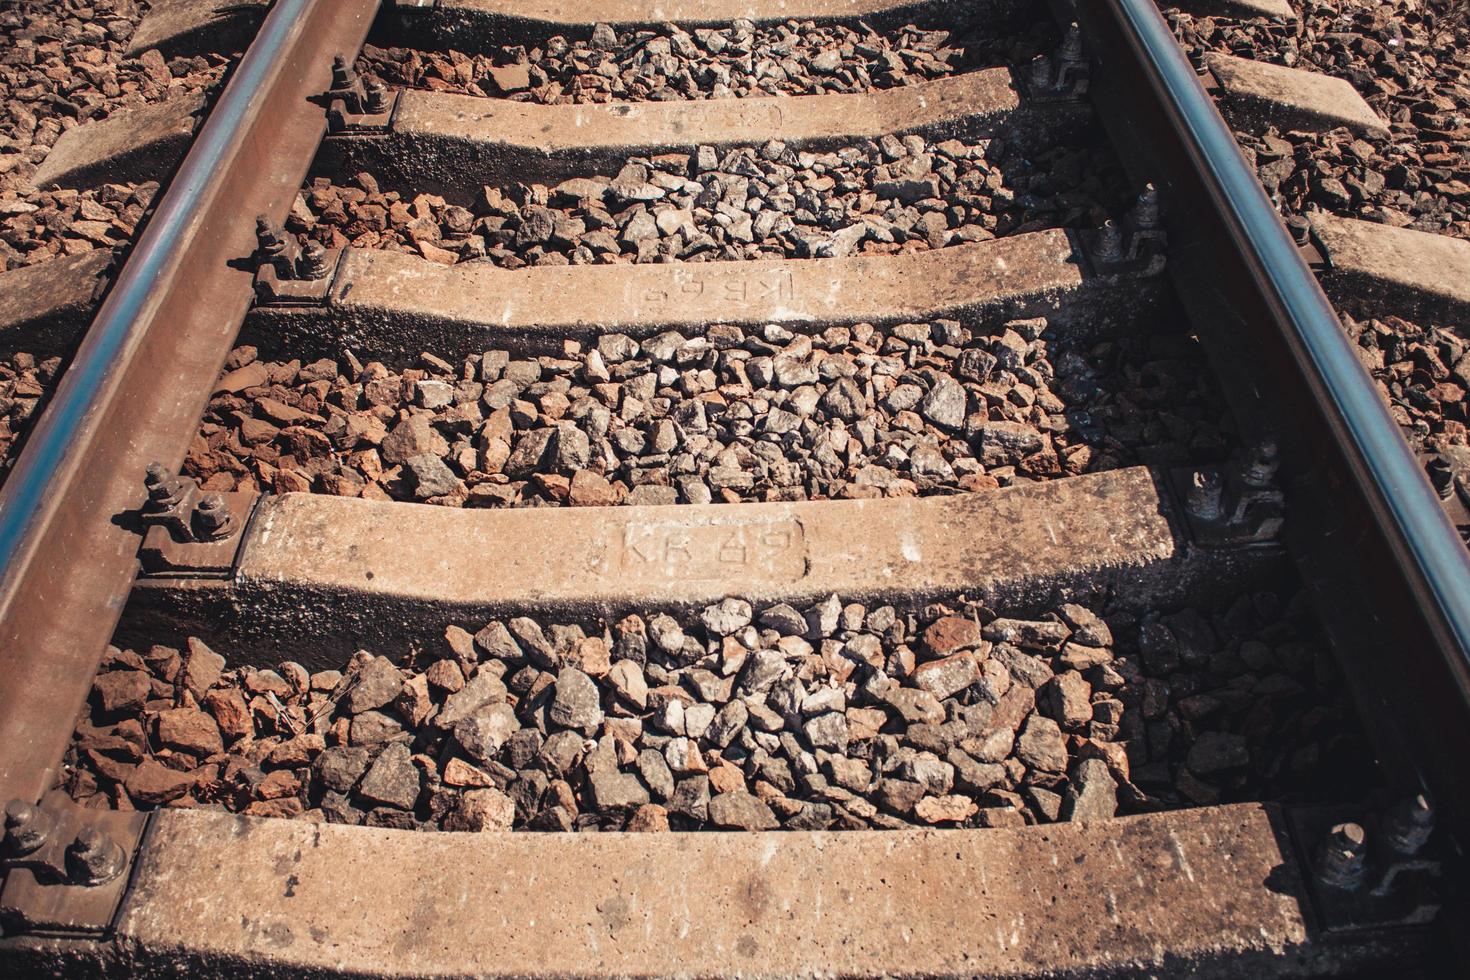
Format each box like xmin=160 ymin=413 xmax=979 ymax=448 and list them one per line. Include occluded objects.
xmin=1317 ymin=822 xmax=1367 ymax=890
xmin=192 ymin=493 xmax=236 ymax=542
xmin=1240 ymin=440 xmax=1279 ymax=488
xmin=66 ymin=825 xmax=126 ymax=886
xmin=144 ymin=461 xmax=186 ymax=510
xmin=255 ymin=214 xmax=288 ymax=256
xmin=1385 ymin=794 xmax=1435 ymax=857
xmin=255 ymin=214 xmax=280 ymax=248
xmin=364 ymin=77 xmax=391 ymax=115
xmin=1132 ymin=183 xmax=1161 ymax=230
xmin=1095 ymin=221 xmax=1123 ymax=264
xmin=1059 ymin=22 xmax=1084 ymax=63
xmin=298 ymin=240 xmax=332 ymax=281
xmin=1426 ymin=456 xmax=1455 ymax=501
xmin=1187 ymin=470 xmax=1223 ymax=521
xmin=331 ymin=53 xmax=356 ymax=91
xmin=1029 ymin=55 xmax=1053 ymax=91
xmin=1285 ymin=214 xmax=1311 ymax=247
xmin=3 ymin=799 xmax=51 ymax=857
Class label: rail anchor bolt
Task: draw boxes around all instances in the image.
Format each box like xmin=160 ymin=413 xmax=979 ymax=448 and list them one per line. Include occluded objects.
xmin=298 ymin=240 xmax=332 ymax=281
xmin=1186 ymin=470 xmax=1223 ymax=521
xmin=329 ymin=53 xmax=365 ymax=114
xmin=1384 ymin=794 xmax=1435 ymax=857
xmin=1131 ymin=184 xmax=1161 ymax=230
xmin=66 ymin=825 xmax=127 ymax=886
xmin=3 ymin=799 xmax=53 ymax=858
xmin=192 ymin=493 xmax=237 ymax=542
xmin=144 ymin=461 xmax=187 ymax=511
xmin=1095 ymin=221 xmax=1124 ymax=264
xmin=1316 ymin=822 xmax=1368 ymax=890
xmin=255 ymin=215 xmax=301 ymax=281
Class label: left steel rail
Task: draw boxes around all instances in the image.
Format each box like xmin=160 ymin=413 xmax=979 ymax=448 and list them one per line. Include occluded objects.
xmin=0 ymin=0 xmax=382 ymax=804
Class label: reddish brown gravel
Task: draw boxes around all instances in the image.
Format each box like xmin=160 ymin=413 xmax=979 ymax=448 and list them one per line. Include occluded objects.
xmin=0 ymin=351 xmax=61 ymax=487
xmin=358 ymin=17 xmax=1058 ymax=105
xmin=0 ymin=1 xmax=229 ymax=188
xmin=65 ymin=589 xmax=1373 ymax=831
xmin=0 ymin=1 xmax=232 ymax=271
xmin=295 ymin=136 xmax=1129 ymax=269
xmin=1 ymin=181 xmax=157 ymax=272
xmin=1169 ymin=1 xmax=1470 ymax=238
xmin=182 ymin=319 xmax=1230 ymax=506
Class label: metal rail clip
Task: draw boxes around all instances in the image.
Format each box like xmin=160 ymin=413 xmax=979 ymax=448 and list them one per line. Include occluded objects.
xmin=1173 ymin=440 xmax=1286 ymax=547
xmin=325 ymin=54 xmax=398 ymax=135
xmin=1081 ymin=184 xmax=1168 ymax=278
xmin=1292 ymin=795 xmax=1443 ymax=933
xmin=1026 ymin=22 xmax=1090 ymax=102
xmin=252 ymin=215 xmax=342 ymax=307
xmin=1 ymin=794 xmax=147 ymax=937
xmin=137 ymin=463 xmax=255 ymax=579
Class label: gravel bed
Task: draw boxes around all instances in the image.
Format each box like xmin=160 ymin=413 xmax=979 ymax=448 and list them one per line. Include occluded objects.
xmin=298 ymin=137 xmax=1128 ymax=268
xmin=1 ymin=181 xmax=157 ymax=272
xmin=64 ymin=589 xmax=1372 ymax=830
xmin=1343 ymin=310 xmax=1470 ymax=536
xmin=1168 ymin=1 xmax=1470 ymax=237
xmin=0 ymin=1 xmax=230 ymax=271
xmin=182 ymin=318 xmax=1229 ymax=505
xmin=0 ymin=351 xmax=60 ymax=487
xmin=358 ymin=17 xmax=1056 ymax=104
xmin=1345 ymin=311 xmax=1469 ymax=452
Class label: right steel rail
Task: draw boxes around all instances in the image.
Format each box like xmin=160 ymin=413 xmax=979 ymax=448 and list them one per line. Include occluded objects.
xmin=1068 ymin=0 xmax=1470 ymax=835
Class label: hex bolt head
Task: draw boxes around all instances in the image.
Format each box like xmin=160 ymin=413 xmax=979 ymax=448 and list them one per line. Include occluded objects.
xmin=1385 ymin=794 xmax=1435 ymax=856
xmin=1317 ymin=822 xmax=1368 ymax=890
xmin=298 ymin=240 xmax=331 ymax=281
xmin=1426 ymin=456 xmax=1455 ymax=501
xmin=331 ymin=53 xmax=354 ymax=89
xmin=1187 ymin=470 xmax=1223 ymax=521
xmin=364 ymin=77 xmax=390 ymax=115
xmin=192 ymin=493 xmax=236 ymax=542
xmin=1285 ymin=214 xmax=1311 ymax=247
xmin=1095 ymin=221 xmax=1123 ymax=263
xmin=1059 ymin=22 xmax=1084 ymax=62
xmin=144 ymin=461 xmax=187 ymax=510
xmin=255 ymin=214 xmax=283 ymax=252
xmin=3 ymin=798 xmax=50 ymax=856
xmin=1240 ymin=440 xmax=1279 ymax=488
xmin=1132 ymin=183 xmax=1161 ymax=230
xmin=1029 ymin=54 xmax=1053 ymax=90
xmin=66 ymin=825 xmax=127 ymax=886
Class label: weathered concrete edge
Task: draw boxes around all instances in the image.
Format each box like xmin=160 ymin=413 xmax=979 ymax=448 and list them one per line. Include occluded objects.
xmin=1181 ymin=0 xmax=1296 ymax=22
xmin=31 ymin=93 xmax=206 ymax=190
xmin=1309 ymin=211 xmax=1470 ymax=327
xmin=319 ymin=69 xmax=1090 ymax=194
xmin=40 ymin=803 xmax=1391 ymax=978
xmin=122 ymin=467 xmax=1284 ymax=667
xmin=243 ymin=234 xmax=1168 ymax=364
xmin=126 ymin=0 xmax=270 ymax=58
xmin=0 ymin=250 xmax=115 ymax=358
xmin=1206 ymin=53 xmax=1389 ymax=139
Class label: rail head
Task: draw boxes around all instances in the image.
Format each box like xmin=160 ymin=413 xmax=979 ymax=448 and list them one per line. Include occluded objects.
xmin=0 ymin=0 xmax=383 ymax=805
xmin=1071 ymin=0 xmax=1470 ymax=837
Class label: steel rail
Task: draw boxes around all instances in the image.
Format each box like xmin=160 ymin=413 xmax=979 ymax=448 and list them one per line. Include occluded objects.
xmin=0 ymin=0 xmax=381 ymax=804
xmin=1071 ymin=0 xmax=1470 ymax=835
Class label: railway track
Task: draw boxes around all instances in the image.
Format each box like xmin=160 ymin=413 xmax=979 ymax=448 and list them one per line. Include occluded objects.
xmin=1 ymin=0 xmax=1469 ymax=974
